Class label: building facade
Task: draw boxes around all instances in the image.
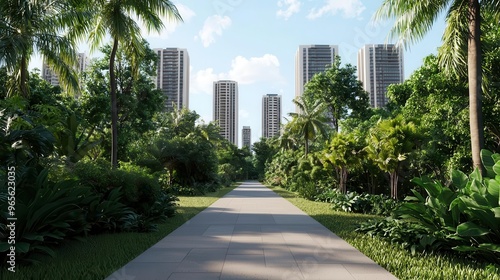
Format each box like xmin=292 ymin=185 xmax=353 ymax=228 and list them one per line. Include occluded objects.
xmin=357 ymin=44 xmax=404 ymax=108
xmin=154 ymin=48 xmax=189 ymax=111
xmin=262 ymin=94 xmax=282 ymax=138
xmin=213 ymin=80 xmax=238 ymax=145
xmin=242 ymin=126 xmax=251 ymax=148
xmin=295 ymin=45 xmax=338 ymax=111
xmin=42 ymin=53 xmax=88 ymax=86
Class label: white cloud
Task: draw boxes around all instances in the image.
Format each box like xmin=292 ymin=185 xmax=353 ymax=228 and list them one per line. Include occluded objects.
xmin=140 ymin=3 xmax=195 ymax=38
xmin=228 ymin=54 xmax=283 ymax=85
xmin=191 ymin=54 xmax=284 ymax=95
xmin=276 ymin=0 xmax=301 ymax=20
xmin=307 ymin=0 xmax=365 ymax=20
xmin=196 ymin=15 xmax=232 ymax=47
xmin=191 ymin=68 xmax=225 ymax=95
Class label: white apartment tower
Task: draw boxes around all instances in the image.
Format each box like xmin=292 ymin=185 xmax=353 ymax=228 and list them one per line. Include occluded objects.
xmin=42 ymin=53 xmax=88 ymax=86
xmin=295 ymin=45 xmax=338 ymax=111
xmin=262 ymin=94 xmax=282 ymax=138
xmin=242 ymin=126 xmax=251 ymax=148
xmin=154 ymin=48 xmax=189 ymax=111
xmin=213 ymin=80 xmax=238 ymax=145
xmin=357 ymin=44 xmax=404 ymax=108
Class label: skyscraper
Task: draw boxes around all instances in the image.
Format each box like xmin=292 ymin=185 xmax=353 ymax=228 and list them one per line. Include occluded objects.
xmin=295 ymin=45 xmax=338 ymax=111
xmin=213 ymin=80 xmax=238 ymax=145
xmin=242 ymin=126 xmax=251 ymax=148
xmin=154 ymin=48 xmax=189 ymax=111
xmin=42 ymin=53 xmax=88 ymax=86
xmin=262 ymin=94 xmax=282 ymax=138
xmin=357 ymin=44 xmax=404 ymax=108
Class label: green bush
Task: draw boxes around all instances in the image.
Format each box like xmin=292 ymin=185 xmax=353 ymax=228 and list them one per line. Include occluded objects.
xmin=0 ymin=169 xmax=88 ymax=264
xmin=316 ymin=189 xmax=399 ymax=215
xmin=74 ymin=160 xmax=160 ymax=214
xmin=357 ymin=149 xmax=500 ymax=264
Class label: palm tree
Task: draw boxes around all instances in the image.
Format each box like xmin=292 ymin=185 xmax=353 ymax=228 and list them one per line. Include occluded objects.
xmin=287 ymin=97 xmax=329 ymax=156
xmin=364 ymin=115 xmax=420 ymax=199
xmin=73 ymin=0 xmax=182 ymax=168
xmin=0 ymin=0 xmax=81 ymax=97
xmin=375 ymin=0 xmax=500 ymax=173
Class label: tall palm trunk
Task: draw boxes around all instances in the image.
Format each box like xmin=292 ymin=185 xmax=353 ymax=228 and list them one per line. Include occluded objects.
xmin=110 ymin=38 xmax=119 ymax=168
xmin=19 ymin=53 xmax=29 ymax=97
xmin=468 ymin=0 xmax=484 ymax=173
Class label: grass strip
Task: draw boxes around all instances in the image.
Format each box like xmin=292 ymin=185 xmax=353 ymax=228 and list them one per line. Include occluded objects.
xmin=0 ymin=184 xmax=238 ymax=280
xmin=270 ymin=186 xmax=500 ymax=280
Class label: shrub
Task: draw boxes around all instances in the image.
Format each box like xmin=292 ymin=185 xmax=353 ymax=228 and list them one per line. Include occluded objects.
xmin=316 ymin=189 xmax=399 ymax=215
xmin=0 ymin=169 xmax=88 ymax=264
xmin=357 ymin=149 xmax=500 ymax=264
xmin=74 ymin=160 xmax=160 ymax=214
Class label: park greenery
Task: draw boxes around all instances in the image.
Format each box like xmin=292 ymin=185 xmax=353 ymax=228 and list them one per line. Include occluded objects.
xmin=1 ymin=0 xmax=500 ymax=278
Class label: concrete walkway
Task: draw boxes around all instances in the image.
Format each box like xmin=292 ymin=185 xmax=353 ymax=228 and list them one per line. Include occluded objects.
xmin=106 ymin=181 xmax=398 ymax=280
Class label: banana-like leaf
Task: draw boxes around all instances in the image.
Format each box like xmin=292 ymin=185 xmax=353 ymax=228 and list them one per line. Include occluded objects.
xmin=456 ymin=222 xmax=490 ymax=236
xmin=451 ymin=169 xmax=468 ymax=190
xmin=481 ymin=149 xmax=497 ymax=178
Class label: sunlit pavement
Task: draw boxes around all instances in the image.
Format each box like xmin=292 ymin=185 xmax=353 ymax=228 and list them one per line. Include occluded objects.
xmin=106 ymin=181 xmax=398 ymax=280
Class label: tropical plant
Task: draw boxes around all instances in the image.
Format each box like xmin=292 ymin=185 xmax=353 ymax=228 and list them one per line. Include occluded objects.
xmin=364 ymin=115 xmax=421 ymax=199
xmin=0 ymin=0 xmax=82 ymax=97
xmin=54 ymin=112 xmax=101 ymax=164
xmin=358 ymin=149 xmax=500 ymax=263
xmin=287 ymin=96 xmax=329 ymax=156
xmin=303 ymin=56 xmax=370 ymax=132
xmin=375 ymin=0 xmax=500 ymax=173
xmin=321 ymin=132 xmax=362 ymax=193
xmin=0 ymin=170 xmax=87 ymax=264
xmin=71 ymin=0 xmax=182 ymax=168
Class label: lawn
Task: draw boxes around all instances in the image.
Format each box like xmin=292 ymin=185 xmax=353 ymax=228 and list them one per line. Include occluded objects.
xmin=0 ymin=185 xmax=237 ymax=280
xmin=270 ymin=186 xmax=500 ymax=280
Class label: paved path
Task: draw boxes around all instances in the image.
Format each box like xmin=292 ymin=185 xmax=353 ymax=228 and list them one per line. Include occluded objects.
xmin=106 ymin=181 xmax=397 ymax=280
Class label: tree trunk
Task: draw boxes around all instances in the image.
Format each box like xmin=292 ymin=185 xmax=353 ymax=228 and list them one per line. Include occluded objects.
xmin=19 ymin=53 xmax=28 ymax=97
xmin=110 ymin=38 xmax=119 ymax=169
xmin=390 ymin=171 xmax=399 ymax=200
xmin=468 ymin=0 xmax=485 ymax=173
xmin=339 ymin=166 xmax=348 ymax=194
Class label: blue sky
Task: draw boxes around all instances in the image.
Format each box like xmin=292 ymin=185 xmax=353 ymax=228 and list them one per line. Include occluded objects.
xmin=31 ymin=0 xmax=447 ymax=147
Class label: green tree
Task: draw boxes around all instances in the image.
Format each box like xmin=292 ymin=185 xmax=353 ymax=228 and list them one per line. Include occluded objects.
xmin=252 ymin=137 xmax=278 ymax=180
xmin=80 ymin=43 xmax=165 ymax=162
xmin=303 ymin=56 xmax=370 ymax=132
xmin=375 ymin=0 xmax=500 ymax=173
xmin=321 ymin=132 xmax=362 ymax=193
xmin=287 ymin=97 xmax=329 ymax=156
xmin=0 ymin=0 xmax=82 ymax=97
xmin=74 ymin=0 xmax=182 ymax=168
xmin=365 ymin=115 xmax=421 ymax=199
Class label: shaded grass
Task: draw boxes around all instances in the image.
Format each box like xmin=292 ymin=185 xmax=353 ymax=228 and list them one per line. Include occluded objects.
xmin=271 ymin=186 xmax=500 ymax=280
xmin=0 ymin=184 xmax=238 ymax=280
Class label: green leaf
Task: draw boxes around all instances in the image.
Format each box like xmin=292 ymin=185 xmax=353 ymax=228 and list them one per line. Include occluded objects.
xmin=481 ymin=149 xmax=496 ymax=178
xmin=456 ymin=222 xmax=490 ymax=236
xmin=478 ymin=243 xmax=500 ymax=253
xmin=16 ymin=242 xmax=31 ymax=253
xmin=492 ymin=207 xmax=500 ymax=218
xmin=486 ymin=178 xmax=500 ymax=207
xmin=451 ymin=169 xmax=468 ymax=189
xmin=0 ymin=242 xmax=11 ymax=252
xmin=494 ymin=161 xmax=500 ymax=176
xmin=470 ymin=167 xmax=483 ymax=181
xmin=453 ymin=245 xmax=479 ymax=252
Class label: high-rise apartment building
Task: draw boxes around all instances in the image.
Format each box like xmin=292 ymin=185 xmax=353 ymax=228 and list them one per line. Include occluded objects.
xmin=242 ymin=126 xmax=251 ymax=148
xmin=357 ymin=44 xmax=404 ymax=108
xmin=42 ymin=53 xmax=88 ymax=86
xmin=262 ymin=94 xmax=282 ymax=138
xmin=295 ymin=45 xmax=338 ymax=111
xmin=213 ymin=80 xmax=238 ymax=145
xmin=154 ymin=48 xmax=189 ymax=111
